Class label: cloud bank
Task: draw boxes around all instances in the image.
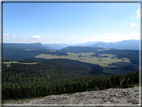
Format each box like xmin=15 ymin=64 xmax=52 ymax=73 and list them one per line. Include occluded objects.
xmin=136 ymin=9 xmax=140 ymax=18
xmin=4 ymin=34 xmax=10 ymax=37
xmin=12 ymin=35 xmax=16 ymax=37
xmin=30 ymin=35 xmax=43 ymax=39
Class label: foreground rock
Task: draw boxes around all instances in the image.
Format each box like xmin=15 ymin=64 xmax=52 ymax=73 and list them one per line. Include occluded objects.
xmin=3 ymin=86 xmax=141 ymax=106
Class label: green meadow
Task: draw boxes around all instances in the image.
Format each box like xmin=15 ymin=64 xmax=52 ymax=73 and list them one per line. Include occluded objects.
xmin=35 ymin=52 xmax=129 ymax=67
xmin=35 ymin=52 xmax=137 ymax=75
xmin=3 ymin=61 xmax=40 ymax=67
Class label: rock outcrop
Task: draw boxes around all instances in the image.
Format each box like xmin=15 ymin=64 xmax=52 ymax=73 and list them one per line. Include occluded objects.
xmin=3 ymin=86 xmax=141 ymax=106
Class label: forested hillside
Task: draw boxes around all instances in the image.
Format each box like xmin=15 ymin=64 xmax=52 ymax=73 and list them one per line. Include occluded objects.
xmin=3 ymin=47 xmax=68 ymax=61
xmin=2 ymin=59 xmax=139 ymax=99
xmin=3 ymin=42 xmax=49 ymax=50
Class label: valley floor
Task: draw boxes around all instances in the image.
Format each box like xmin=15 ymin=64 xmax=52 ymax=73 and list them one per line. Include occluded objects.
xmin=3 ymin=86 xmax=141 ymax=106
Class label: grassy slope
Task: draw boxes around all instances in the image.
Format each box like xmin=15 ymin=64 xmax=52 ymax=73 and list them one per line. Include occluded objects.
xmin=3 ymin=61 xmax=40 ymax=67
xmin=35 ymin=52 xmax=138 ymax=75
xmin=35 ymin=53 xmax=127 ymax=66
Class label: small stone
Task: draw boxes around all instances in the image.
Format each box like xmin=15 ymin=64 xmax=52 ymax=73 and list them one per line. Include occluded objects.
xmin=106 ymin=101 xmax=111 ymax=103
xmin=128 ymin=99 xmax=139 ymax=104
xmin=131 ymin=100 xmax=139 ymax=104
xmin=103 ymin=99 xmax=108 ymax=102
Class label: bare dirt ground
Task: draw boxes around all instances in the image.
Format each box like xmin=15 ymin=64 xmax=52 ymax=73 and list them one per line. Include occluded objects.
xmin=3 ymin=86 xmax=141 ymax=107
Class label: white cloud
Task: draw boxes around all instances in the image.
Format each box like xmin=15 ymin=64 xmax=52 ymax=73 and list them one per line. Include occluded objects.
xmin=136 ymin=13 xmax=140 ymax=18
xmin=12 ymin=35 xmax=16 ymax=37
xmin=136 ymin=9 xmax=140 ymax=13
xmin=4 ymin=34 xmax=10 ymax=37
xmin=30 ymin=35 xmax=43 ymax=39
xmin=130 ymin=23 xmax=136 ymax=27
xmin=104 ymin=33 xmax=111 ymax=36
xmin=136 ymin=9 xmax=140 ymax=18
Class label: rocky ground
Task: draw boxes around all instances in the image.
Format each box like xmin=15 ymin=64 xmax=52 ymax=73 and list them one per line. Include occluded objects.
xmin=3 ymin=86 xmax=141 ymax=106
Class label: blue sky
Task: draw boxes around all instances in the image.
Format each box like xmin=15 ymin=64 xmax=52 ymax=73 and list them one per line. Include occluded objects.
xmin=3 ymin=3 xmax=140 ymax=44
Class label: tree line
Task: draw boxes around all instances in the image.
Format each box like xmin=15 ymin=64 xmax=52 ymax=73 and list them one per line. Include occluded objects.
xmin=2 ymin=59 xmax=139 ymax=99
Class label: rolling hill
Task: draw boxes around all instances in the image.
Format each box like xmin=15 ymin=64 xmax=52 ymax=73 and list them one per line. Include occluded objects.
xmin=3 ymin=47 xmax=68 ymax=61
xmin=60 ymin=46 xmax=104 ymax=53
xmin=3 ymin=42 xmax=49 ymax=50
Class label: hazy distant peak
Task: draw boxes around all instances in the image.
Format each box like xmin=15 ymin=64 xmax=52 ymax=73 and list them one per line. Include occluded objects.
xmin=90 ymin=40 xmax=139 ymax=50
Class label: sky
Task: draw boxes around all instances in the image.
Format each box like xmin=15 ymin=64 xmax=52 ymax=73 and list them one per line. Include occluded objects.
xmin=3 ymin=3 xmax=140 ymax=44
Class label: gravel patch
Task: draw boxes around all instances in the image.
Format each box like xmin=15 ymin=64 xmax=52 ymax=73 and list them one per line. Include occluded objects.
xmin=3 ymin=86 xmax=141 ymax=106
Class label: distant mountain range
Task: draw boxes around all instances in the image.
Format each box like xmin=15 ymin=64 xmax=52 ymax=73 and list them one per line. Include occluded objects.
xmin=74 ymin=41 xmax=99 ymax=47
xmin=89 ymin=40 xmax=139 ymax=50
xmin=43 ymin=43 xmax=70 ymax=50
xmin=4 ymin=39 xmax=138 ymax=50
xmin=44 ymin=39 xmax=139 ymax=50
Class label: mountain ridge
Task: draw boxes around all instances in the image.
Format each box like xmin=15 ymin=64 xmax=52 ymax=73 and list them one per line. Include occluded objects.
xmin=3 ymin=39 xmax=140 ymax=50
xmin=90 ymin=40 xmax=139 ymax=50
xmin=3 ymin=42 xmax=49 ymax=50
